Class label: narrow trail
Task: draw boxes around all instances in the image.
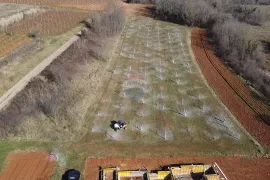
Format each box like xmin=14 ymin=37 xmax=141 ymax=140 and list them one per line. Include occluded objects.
xmin=0 ymin=35 xmax=79 ymax=111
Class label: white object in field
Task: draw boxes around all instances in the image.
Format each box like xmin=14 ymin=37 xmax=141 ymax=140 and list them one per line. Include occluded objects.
xmin=114 ymin=123 xmax=120 ymax=129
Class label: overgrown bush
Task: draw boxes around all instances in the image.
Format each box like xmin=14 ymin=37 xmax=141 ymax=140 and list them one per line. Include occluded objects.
xmin=156 ymin=0 xmax=217 ymax=27
xmin=84 ymin=2 xmax=125 ymax=37
xmin=0 ymin=3 xmax=125 ymax=140
xmin=212 ymin=20 xmax=269 ymax=95
xmin=155 ymin=0 xmax=270 ymax=98
xmin=206 ymin=0 xmax=264 ymax=25
xmin=232 ymin=6 xmax=263 ymax=25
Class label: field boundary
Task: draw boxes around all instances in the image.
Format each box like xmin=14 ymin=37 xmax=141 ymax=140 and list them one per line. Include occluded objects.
xmin=0 ymin=34 xmax=80 ymax=111
xmin=191 ymin=29 xmax=270 ymax=148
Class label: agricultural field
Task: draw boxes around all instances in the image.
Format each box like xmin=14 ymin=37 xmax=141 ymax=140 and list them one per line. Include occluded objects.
xmin=0 ymin=3 xmax=34 ymax=18
xmin=0 ymin=3 xmax=45 ymax=31
xmin=0 ymin=2 xmax=269 ymax=179
xmin=7 ymin=10 xmax=88 ymax=36
xmin=0 ymin=3 xmax=89 ymax=96
xmin=78 ymin=17 xmax=259 ymax=156
xmin=0 ymin=0 xmax=115 ymax=11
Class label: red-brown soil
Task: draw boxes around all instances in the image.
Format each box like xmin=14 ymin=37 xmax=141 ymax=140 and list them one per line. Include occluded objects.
xmin=84 ymin=157 xmax=270 ymax=180
xmin=0 ymin=0 xmax=114 ymax=10
xmin=191 ymin=30 xmax=270 ymax=148
xmin=8 ymin=10 xmax=88 ymax=36
xmin=0 ymin=152 xmax=55 ymax=180
xmin=0 ymin=34 xmax=29 ymax=57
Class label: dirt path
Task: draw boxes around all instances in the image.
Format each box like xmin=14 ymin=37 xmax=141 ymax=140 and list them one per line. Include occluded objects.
xmin=0 ymin=35 xmax=79 ymax=111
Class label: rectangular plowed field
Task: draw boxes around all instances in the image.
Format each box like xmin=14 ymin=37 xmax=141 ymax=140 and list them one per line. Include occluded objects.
xmin=7 ymin=10 xmax=88 ymax=36
xmin=0 ymin=152 xmax=55 ymax=180
xmin=85 ymin=157 xmax=270 ymax=180
xmin=0 ymin=0 xmax=114 ymax=10
xmin=191 ymin=30 xmax=270 ymax=148
xmin=77 ymin=17 xmax=259 ymax=157
xmin=0 ymin=33 xmax=29 ymax=57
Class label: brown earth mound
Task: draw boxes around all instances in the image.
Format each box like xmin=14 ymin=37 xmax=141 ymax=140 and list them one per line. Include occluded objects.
xmin=191 ymin=30 xmax=270 ymax=148
xmin=85 ymin=157 xmax=270 ymax=180
xmin=0 ymin=152 xmax=55 ymax=180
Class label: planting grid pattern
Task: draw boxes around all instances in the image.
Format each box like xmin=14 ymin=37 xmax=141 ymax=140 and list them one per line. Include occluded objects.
xmin=87 ymin=17 xmax=256 ymax=152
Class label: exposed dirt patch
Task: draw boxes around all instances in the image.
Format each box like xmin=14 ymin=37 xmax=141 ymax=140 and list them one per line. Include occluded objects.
xmin=0 ymin=152 xmax=55 ymax=180
xmin=191 ymin=30 xmax=270 ymax=148
xmin=85 ymin=157 xmax=270 ymax=180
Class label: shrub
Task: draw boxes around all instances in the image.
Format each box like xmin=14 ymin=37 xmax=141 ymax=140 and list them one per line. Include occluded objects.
xmin=206 ymin=0 xmax=264 ymax=25
xmin=85 ymin=2 xmax=125 ymax=37
xmin=156 ymin=0 xmax=217 ymax=27
xmin=155 ymin=0 xmax=270 ymax=98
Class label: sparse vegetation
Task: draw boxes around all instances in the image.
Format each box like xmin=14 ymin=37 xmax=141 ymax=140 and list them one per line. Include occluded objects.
xmin=156 ymin=0 xmax=270 ymax=98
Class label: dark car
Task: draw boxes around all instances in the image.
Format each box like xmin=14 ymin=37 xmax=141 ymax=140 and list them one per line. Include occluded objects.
xmin=62 ymin=169 xmax=80 ymax=180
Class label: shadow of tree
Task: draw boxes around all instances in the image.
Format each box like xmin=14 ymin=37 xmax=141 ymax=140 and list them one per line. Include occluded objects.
xmin=261 ymin=115 xmax=270 ymax=125
xmin=62 ymin=169 xmax=81 ymax=180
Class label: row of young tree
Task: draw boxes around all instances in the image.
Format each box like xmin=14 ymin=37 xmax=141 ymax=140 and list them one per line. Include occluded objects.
xmin=156 ymin=0 xmax=270 ymax=98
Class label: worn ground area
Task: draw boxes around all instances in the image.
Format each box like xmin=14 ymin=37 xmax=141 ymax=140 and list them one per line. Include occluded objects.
xmin=0 ymin=152 xmax=55 ymax=180
xmin=191 ymin=29 xmax=270 ymax=149
xmin=85 ymin=157 xmax=270 ymax=180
